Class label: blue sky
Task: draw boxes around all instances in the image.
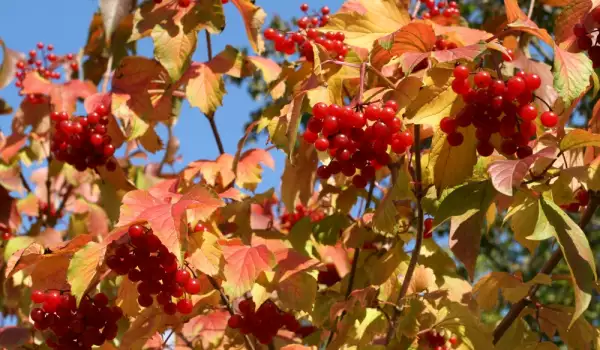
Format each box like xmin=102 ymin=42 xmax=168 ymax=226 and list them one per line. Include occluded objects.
xmin=0 ymin=0 xmax=344 ymax=194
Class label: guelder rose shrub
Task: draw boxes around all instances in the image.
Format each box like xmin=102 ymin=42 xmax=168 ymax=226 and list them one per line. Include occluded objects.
xmin=0 ymin=0 xmax=599 ymax=349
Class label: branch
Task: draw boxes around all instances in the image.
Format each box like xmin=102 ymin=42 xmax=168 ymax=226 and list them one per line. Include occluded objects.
xmin=385 ymin=125 xmax=423 ymax=344
xmin=203 ymin=31 xmax=225 ymax=156
xmin=411 ymin=1 xmax=421 ymax=19
xmin=19 ymin=171 xmax=32 ymax=194
xmin=492 ymin=195 xmax=600 ymax=344
xmin=101 ymin=55 xmax=114 ymax=93
xmin=366 ymin=63 xmax=397 ymax=90
xmin=162 ymin=329 xmax=174 ymax=349
xmin=527 ymin=0 xmax=536 ymax=19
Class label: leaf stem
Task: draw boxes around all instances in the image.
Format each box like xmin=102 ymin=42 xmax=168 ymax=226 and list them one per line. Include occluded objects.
xmin=101 ymin=55 xmax=114 ymax=93
xmin=527 ymin=0 xmax=536 ymax=19
xmin=385 ymin=125 xmax=423 ymax=344
xmin=411 ymin=1 xmax=421 ymax=18
xmin=366 ymin=63 xmax=397 ymax=90
xmin=492 ymin=195 xmax=599 ymax=344
xmin=19 ymin=171 xmax=32 ymax=194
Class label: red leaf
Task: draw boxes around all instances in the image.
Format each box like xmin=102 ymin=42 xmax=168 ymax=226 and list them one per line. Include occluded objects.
xmin=487 ymin=147 xmax=557 ymax=196
xmin=181 ymin=310 xmax=229 ymax=348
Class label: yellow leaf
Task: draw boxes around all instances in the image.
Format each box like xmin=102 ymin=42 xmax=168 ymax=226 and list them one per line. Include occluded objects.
xmin=281 ymin=140 xmax=318 ymax=212
xmin=116 ymin=276 xmax=141 ymax=317
xmin=151 ymin=24 xmax=197 ymax=81
xmin=320 ymin=0 xmax=410 ymax=49
xmin=184 ymin=63 xmax=225 ymax=116
xmin=187 ymin=230 xmax=222 ymax=276
xmin=231 ymin=0 xmax=266 ymax=54
xmin=277 ymin=273 xmax=317 ymax=312
xmin=428 ymin=126 xmax=477 ymax=194
xmin=67 ymin=242 xmax=107 ymax=304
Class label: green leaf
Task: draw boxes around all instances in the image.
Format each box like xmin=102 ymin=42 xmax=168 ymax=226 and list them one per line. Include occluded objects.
xmin=3 ymin=237 xmax=35 ymax=263
xmin=537 ymin=197 xmax=597 ymax=326
xmin=373 ymin=164 xmax=413 ymax=234
xmin=559 ymin=129 xmax=600 ymax=151
xmin=503 ymin=192 xmax=545 ymax=253
xmin=288 ymin=217 xmax=313 ymax=255
xmin=67 ymin=242 xmax=107 ymax=304
xmin=312 ymin=214 xmax=350 ymax=245
xmin=151 ymin=24 xmax=197 ymax=82
xmin=433 ymin=181 xmax=496 ymax=228
xmin=553 ymin=47 xmax=593 ymax=108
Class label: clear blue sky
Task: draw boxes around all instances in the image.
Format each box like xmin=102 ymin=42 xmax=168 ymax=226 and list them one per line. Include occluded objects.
xmin=0 ymin=0 xmax=344 ymax=194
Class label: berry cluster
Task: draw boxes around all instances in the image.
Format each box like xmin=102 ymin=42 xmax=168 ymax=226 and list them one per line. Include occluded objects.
xmin=105 ymin=224 xmax=199 ymax=315
xmin=30 ymin=290 xmax=122 ymax=349
xmin=15 ymin=43 xmax=77 ymax=104
xmin=420 ymin=0 xmax=461 ymax=20
xmin=280 ymin=204 xmax=325 ymax=231
xmin=419 ymin=329 xmax=459 ymax=350
xmin=228 ymin=299 xmax=300 ymax=344
xmin=303 ymin=101 xmax=413 ymax=189
xmin=573 ymin=9 xmax=600 ymax=68
xmin=317 ymin=263 xmax=341 ymax=287
xmin=263 ymin=4 xmax=348 ymax=62
xmin=442 ymin=65 xmax=556 ymax=158
xmin=561 ymin=188 xmax=590 ymax=212
xmin=50 ymin=104 xmax=117 ymax=172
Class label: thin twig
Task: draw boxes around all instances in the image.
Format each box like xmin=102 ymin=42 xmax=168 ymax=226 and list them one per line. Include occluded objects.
xmin=206 ymin=115 xmax=225 ymax=155
xmin=385 ymin=125 xmax=423 ymax=344
xmin=157 ymin=122 xmax=174 ymax=175
xmin=162 ymin=329 xmax=174 ymax=349
xmin=324 ymin=180 xmax=376 ymax=348
xmin=358 ymin=63 xmax=366 ymax=106
xmin=527 ymin=0 xmax=536 ymax=19
xmin=411 ymin=1 xmax=421 ymax=18
xmin=101 ymin=55 xmax=114 ymax=93
xmin=19 ymin=171 xmax=32 ymax=194
xmin=492 ymin=195 xmax=599 ymax=344
xmin=205 ymin=31 xmax=213 ymax=61
xmin=366 ymin=63 xmax=397 ymax=89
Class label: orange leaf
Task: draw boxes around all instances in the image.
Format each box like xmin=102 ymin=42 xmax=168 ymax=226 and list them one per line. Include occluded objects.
xmin=555 ymin=0 xmax=592 ymax=47
xmin=371 ymin=22 xmax=436 ymax=68
xmin=230 ymin=0 xmax=266 ymax=54
xmin=22 ymin=73 xmax=96 ymax=115
xmin=183 ymin=154 xmax=235 ymax=187
xmin=504 ymin=0 xmax=554 ymax=45
xmin=220 ymin=238 xmax=276 ymax=298
xmin=235 ymin=149 xmax=275 ymax=191
xmin=117 ymin=180 xmax=223 ymax=258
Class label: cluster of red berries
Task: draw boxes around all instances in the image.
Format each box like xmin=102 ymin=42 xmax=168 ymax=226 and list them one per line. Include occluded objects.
xmin=15 ymin=43 xmax=77 ymax=104
xmin=50 ymin=104 xmax=117 ymax=172
xmin=30 ymin=290 xmax=122 ymax=349
xmin=302 ymin=100 xmax=413 ymax=189
xmin=105 ymin=224 xmax=200 ymax=315
xmin=573 ymin=8 xmax=600 ymax=67
xmin=561 ymin=188 xmax=590 ymax=212
xmin=263 ymin=4 xmax=348 ymax=62
xmin=280 ymin=204 xmax=325 ymax=231
xmin=420 ymin=0 xmax=461 ymax=20
xmin=317 ymin=263 xmax=341 ymax=287
xmin=228 ymin=299 xmax=300 ymax=344
xmin=419 ymin=330 xmax=459 ymax=350
xmin=442 ymin=65 xmax=557 ymax=158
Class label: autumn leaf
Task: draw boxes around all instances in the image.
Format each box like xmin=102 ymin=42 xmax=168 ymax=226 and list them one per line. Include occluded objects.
xmin=220 ymin=238 xmax=276 ymax=298
xmin=536 ymin=197 xmax=597 ymax=327
xmin=130 ymin=0 xmax=225 ymax=41
xmin=554 ymin=47 xmax=593 ymax=108
xmin=373 ymin=163 xmax=413 ymax=234
xmin=0 ymin=38 xmax=23 ymax=89
xmin=67 ymin=242 xmax=108 ymax=303
xmin=117 ymin=181 xmax=224 ymax=259
xmin=100 ymin=0 xmax=135 ymax=41
xmin=371 ymin=22 xmax=436 ymax=68
xmin=230 ymin=0 xmax=266 ymax=54
xmin=21 ymin=73 xmax=96 ymax=115
xmin=320 ymin=0 xmax=410 ymax=49
xmin=560 ymin=128 xmax=600 ymax=151
xmin=277 ymin=272 xmax=317 ymax=312
xmin=120 ymin=306 xmax=178 ymax=349
xmin=487 ymin=147 xmax=557 ymax=197
xmin=187 ymin=230 xmax=222 ymax=276
xmin=429 ymin=126 xmax=477 ymax=194
xmin=180 ymin=310 xmax=229 ymax=348
xmin=281 ymin=140 xmax=318 ymax=212
xmin=0 ymin=327 xmax=30 ymax=349
xmin=151 ymin=24 xmax=197 ymax=81
xmin=554 ymin=0 xmax=592 ymax=47
xmin=182 ymin=63 xmax=225 ymax=116
xmin=116 ymin=276 xmax=141 ymax=317
xmin=234 ymin=148 xmax=275 ymax=191
xmin=504 ymin=0 xmax=554 ymax=45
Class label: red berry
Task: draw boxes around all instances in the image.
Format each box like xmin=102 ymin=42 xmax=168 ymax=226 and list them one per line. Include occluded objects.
xmin=315 ymin=137 xmax=330 ymax=151
xmin=524 ymin=73 xmax=541 ymax=91
xmin=453 ymin=65 xmax=470 ymax=80
xmin=185 ymin=278 xmax=201 ymax=294
xmin=31 ymin=290 xmax=46 ymax=304
xmin=502 ymin=48 xmax=515 ymax=62
xmin=300 ymin=3 xmax=309 ymax=11
xmin=501 ymin=139 xmax=517 ymax=155
xmin=321 ymin=6 xmax=330 ymax=14
xmin=228 ymin=314 xmax=244 ymax=329
xmin=93 ymin=293 xmax=108 ymax=307
xmin=303 ymin=130 xmax=318 ymax=143
xmin=474 ymin=71 xmax=492 ymax=88
xmin=424 ymin=218 xmax=433 ymax=233
xmin=447 ymin=131 xmax=463 ymax=146
xmin=178 ymin=0 xmax=191 ymax=7
xmin=452 ymin=78 xmax=470 ymax=95
xmin=397 ymin=131 xmax=414 ymax=148
xmin=128 ymin=224 xmax=144 ymax=238
xmin=175 ymin=269 xmax=190 ymax=285
xmin=540 ymin=111 xmax=558 ymax=127
xmin=138 ymin=294 xmax=153 ymax=307
xmin=177 ymin=299 xmax=193 ymax=314
xmin=440 ymin=117 xmax=456 ymax=134
xmin=574 ymin=23 xmax=587 ymax=37
xmin=477 ymin=141 xmax=494 ymax=157
xmin=516 ymin=146 xmax=533 ymax=159
xmin=518 ymin=104 xmax=537 ymax=121
xmin=352 ymin=175 xmax=368 ymax=189
xmin=577 ymin=36 xmax=592 ymax=50
xmin=577 ymin=189 xmax=590 ymax=206
xmin=264 ymin=28 xmax=277 ymax=41
xmin=592 ymin=7 xmax=600 ymax=23
xmin=506 ymin=76 xmax=526 ymax=98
